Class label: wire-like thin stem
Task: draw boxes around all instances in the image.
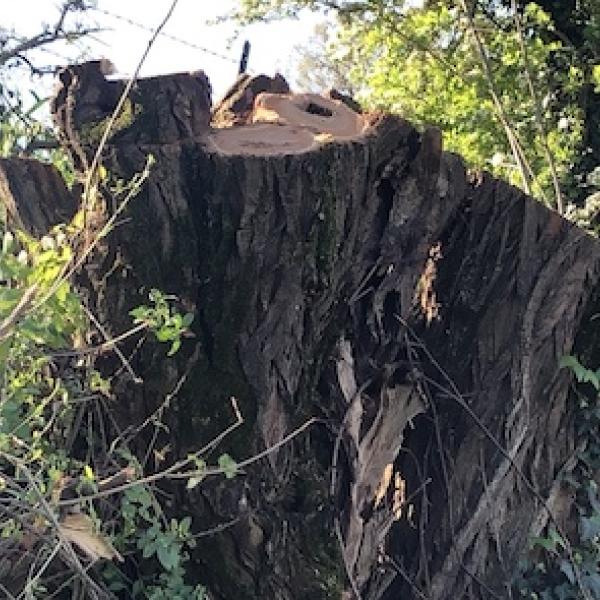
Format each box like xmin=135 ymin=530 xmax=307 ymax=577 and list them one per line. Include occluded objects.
xmin=511 ymin=0 xmax=564 ymax=213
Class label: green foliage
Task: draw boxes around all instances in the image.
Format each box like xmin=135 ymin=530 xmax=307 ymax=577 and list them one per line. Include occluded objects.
xmin=0 ymin=226 xmax=83 ymax=455
xmin=517 ymin=355 xmax=600 ymax=599
xmin=294 ymin=22 xmax=357 ymax=94
xmin=130 ymin=288 xmax=194 ymax=356
xmin=0 ymin=6 xmax=237 ymax=598
xmin=346 ymin=3 xmax=581 ymax=201
xmin=234 ymin=0 xmax=316 ymax=22
xmin=218 ymin=452 xmax=239 ymax=479
xmin=0 ymin=90 xmax=49 ymax=157
xmin=0 ymin=210 xmax=211 ymax=597
xmin=559 ymin=356 xmax=600 ymax=390
xmin=0 ymin=85 xmax=78 ymax=187
xmin=116 ymin=482 xmax=206 ymax=599
xmin=566 ymin=168 xmax=600 ymax=236
xmin=79 ymin=98 xmax=143 ymax=146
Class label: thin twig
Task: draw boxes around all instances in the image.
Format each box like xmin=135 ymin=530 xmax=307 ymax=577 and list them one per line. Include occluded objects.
xmin=407 ymin=333 xmax=502 ymax=599
xmin=385 ymin=554 xmax=428 ymax=600
xmin=33 ymin=157 xmax=153 ymax=313
xmin=0 ymin=283 xmax=39 ymax=342
xmin=84 ymin=0 xmax=180 ymax=194
xmin=31 ymin=0 xmax=177 ymax=312
xmin=18 ymin=542 xmax=62 ymax=600
xmin=1 ymin=454 xmax=116 ymax=600
xmin=58 ymin=414 xmax=317 ymax=507
xmin=0 ymin=582 xmax=17 ymax=600
xmin=458 ymin=0 xmax=533 ymax=196
xmin=83 ymin=305 xmax=142 ymax=383
xmin=51 ymin=321 xmax=147 ymax=358
xmin=334 ymin=517 xmax=363 ymax=600
xmin=0 ymin=28 xmax=100 ymax=68
xmin=192 ymin=516 xmax=240 ymax=539
xmin=141 ymin=367 xmax=192 ymax=468
xmin=511 ymin=0 xmax=564 ymax=213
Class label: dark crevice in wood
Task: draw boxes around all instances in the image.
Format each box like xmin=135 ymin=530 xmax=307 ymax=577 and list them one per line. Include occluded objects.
xmin=305 ymin=101 xmax=334 ymax=117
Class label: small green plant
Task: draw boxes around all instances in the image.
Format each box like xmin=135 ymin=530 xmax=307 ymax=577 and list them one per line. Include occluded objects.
xmin=559 ymin=356 xmax=600 ymax=390
xmin=0 ymin=226 xmax=84 ymax=456
xmin=115 ymin=481 xmax=206 ymax=599
xmin=0 ymin=213 xmax=216 ymax=597
xmin=517 ymin=355 xmax=600 ymax=599
xmin=130 ymin=288 xmax=194 ymax=356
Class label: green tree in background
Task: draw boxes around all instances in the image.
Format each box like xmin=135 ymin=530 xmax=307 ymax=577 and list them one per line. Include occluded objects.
xmin=293 ymin=22 xmax=357 ymax=95
xmin=237 ymin=0 xmax=600 ymax=220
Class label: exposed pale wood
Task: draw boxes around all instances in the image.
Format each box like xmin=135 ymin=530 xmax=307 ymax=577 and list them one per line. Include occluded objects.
xmin=212 ymin=73 xmax=290 ymax=127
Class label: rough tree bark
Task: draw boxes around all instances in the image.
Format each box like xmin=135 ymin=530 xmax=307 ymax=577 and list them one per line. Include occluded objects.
xmin=2 ymin=63 xmax=600 ymax=600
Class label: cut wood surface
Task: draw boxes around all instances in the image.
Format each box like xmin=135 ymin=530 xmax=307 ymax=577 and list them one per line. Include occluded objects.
xmin=2 ymin=63 xmax=599 ymax=600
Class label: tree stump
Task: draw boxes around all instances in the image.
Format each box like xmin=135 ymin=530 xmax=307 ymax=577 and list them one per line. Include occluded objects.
xmin=2 ymin=63 xmax=599 ymax=600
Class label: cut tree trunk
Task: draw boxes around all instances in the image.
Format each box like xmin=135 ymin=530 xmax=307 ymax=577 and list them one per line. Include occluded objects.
xmin=2 ymin=63 xmax=600 ymax=600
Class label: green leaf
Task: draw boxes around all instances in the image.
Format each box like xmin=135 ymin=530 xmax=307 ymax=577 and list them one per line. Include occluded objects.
xmin=559 ymin=355 xmax=599 ymax=388
xmin=192 ymin=457 xmax=206 ymax=471
xmin=71 ymin=209 xmax=85 ymax=230
xmin=579 ymin=514 xmax=600 ymax=542
xmin=142 ymin=541 xmax=157 ymax=558
xmin=583 ymin=370 xmax=599 ymax=390
xmin=181 ymin=313 xmax=194 ymax=328
xmin=559 ymin=354 xmax=581 ymax=371
xmin=558 ymin=559 xmax=575 ymax=584
xmin=0 ymin=288 xmax=23 ymax=315
xmin=54 ymin=281 xmax=70 ymax=303
xmin=218 ymin=453 xmax=238 ymax=479
xmin=130 ymin=306 xmax=150 ymax=322
xmin=179 ymin=516 xmax=191 ymax=536
xmin=530 ymin=535 xmax=557 ymax=553
xmin=132 ymin=579 xmax=144 ymax=597
xmin=593 ymin=64 xmax=600 ymax=91
xmin=125 ymin=484 xmax=153 ymax=507
xmin=167 ymin=339 xmax=181 ymax=356
xmin=83 ymin=465 xmax=95 ymax=481
xmin=156 ymin=542 xmax=180 ymax=571
xmin=186 ymin=475 xmax=203 ymax=490
xmin=156 ymin=327 xmax=174 ymax=342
